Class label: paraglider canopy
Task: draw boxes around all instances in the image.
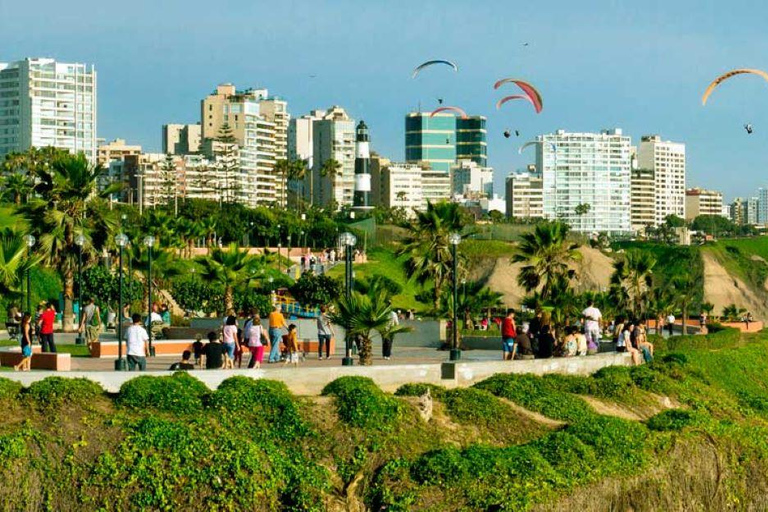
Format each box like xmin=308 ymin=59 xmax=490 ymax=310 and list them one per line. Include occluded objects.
xmin=412 ymin=60 xmax=459 ymax=79
xmin=702 ymin=69 xmax=768 ymax=105
xmin=494 ymin=78 xmax=543 ymax=113
xmin=496 ymin=94 xmax=537 ymax=111
xmin=430 ymin=106 xmax=469 ymax=119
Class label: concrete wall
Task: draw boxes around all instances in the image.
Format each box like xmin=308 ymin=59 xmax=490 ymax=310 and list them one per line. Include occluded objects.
xmin=2 ymin=353 xmax=633 ymax=395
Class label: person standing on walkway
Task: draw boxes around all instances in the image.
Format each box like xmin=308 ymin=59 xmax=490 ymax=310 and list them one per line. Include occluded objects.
xmin=581 ymin=301 xmax=602 ymax=351
xmin=125 ymin=313 xmax=149 ymax=371
xmin=317 ymin=306 xmax=334 ymax=360
xmin=666 ymin=313 xmax=675 ymax=336
xmin=79 ymin=297 xmax=102 ymax=350
xmin=38 ymin=302 xmax=57 ymax=353
xmin=268 ymin=305 xmax=287 ymax=363
xmin=14 ymin=313 xmax=33 ymax=371
xmin=246 ymin=313 xmax=267 ymax=369
xmin=382 ymin=305 xmax=399 ymax=360
xmin=203 ymin=331 xmax=225 ymax=370
xmin=284 ymin=324 xmax=300 ymax=367
xmin=222 ymin=315 xmax=238 ymax=365
xmin=501 ymin=309 xmax=517 ymax=361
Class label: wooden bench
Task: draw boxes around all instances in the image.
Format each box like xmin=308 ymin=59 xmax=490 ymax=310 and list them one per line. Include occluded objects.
xmin=0 ymin=346 xmax=71 ymax=371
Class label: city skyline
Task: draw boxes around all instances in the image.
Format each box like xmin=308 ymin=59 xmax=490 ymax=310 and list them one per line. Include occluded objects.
xmin=4 ymin=0 xmax=768 ymax=200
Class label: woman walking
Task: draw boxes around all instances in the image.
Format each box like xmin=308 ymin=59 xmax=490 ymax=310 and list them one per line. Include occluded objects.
xmin=14 ymin=313 xmax=32 ymax=371
xmin=222 ymin=315 xmax=238 ymax=368
xmin=317 ymin=306 xmax=334 ymax=360
xmin=246 ymin=313 xmax=268 ymax=369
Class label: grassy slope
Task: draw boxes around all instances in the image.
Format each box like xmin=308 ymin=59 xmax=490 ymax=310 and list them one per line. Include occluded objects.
xmin=3 ymin=329 xmax=768 ymax=510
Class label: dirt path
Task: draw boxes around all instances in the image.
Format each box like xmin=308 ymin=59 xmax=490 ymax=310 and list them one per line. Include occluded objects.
xmin=702 ymin=251 xmax=768 ymax=319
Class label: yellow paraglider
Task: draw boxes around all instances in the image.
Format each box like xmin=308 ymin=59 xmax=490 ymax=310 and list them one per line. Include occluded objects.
xmin=702 ymin=69 xmax=768 ymax=106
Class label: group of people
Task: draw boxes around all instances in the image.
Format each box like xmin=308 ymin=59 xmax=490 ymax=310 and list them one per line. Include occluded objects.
xmin=498 ymin=301 xmax=653 ymax=366
xmin=9 ymin=302 xmax=58 ymax=371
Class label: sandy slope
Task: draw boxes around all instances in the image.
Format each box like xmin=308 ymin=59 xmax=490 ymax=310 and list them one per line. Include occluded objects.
xmin=702 ymin=252 xmax=768 ymax=319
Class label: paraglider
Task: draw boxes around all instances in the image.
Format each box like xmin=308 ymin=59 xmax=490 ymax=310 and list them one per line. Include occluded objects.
xmin=493 ymin=78 xmax=543 ymax=113
xmin=496 ymin=94 xmax=537 ymax=111
xmin=430 ymin=106 xmax=469 ymax=119
xmin=702 ymin=69 xmax=768 ymax=105
xmin=515 ymin=130 xmax=520 ymax=137
xmin=519 ymin=141 xmax=556 ymax=154
xmin=745 ymin=123 xmax=754 ymax=134
xmin=503 ymin=130 xmax=511 ymax=139
xmin=437 ymin=98 xmax=443 ymax=105
xmin=412 ymin=60 xmax=459 ymax=79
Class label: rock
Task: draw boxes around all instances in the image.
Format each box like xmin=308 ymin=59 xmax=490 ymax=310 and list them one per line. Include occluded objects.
xmin=417 ymin=388 xmax=433 ymax=422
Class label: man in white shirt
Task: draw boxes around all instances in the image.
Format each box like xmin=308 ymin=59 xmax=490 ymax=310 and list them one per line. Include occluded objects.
xmin=666 ymin=314 xmax=676 ymax=336
xmin=383 ymin=306 xmax=400 ymax=360
xmin=582 ymin=301 xmax=602 ymax=350
xmin=125 ymin=313 xmax=149 ymax=371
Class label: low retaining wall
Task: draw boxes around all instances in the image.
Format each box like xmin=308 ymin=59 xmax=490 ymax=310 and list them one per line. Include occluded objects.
xmin=0 ymin=346 xmax=71 ymax=371
xmin=90 ymin=338 xmax=336 ymax=359
xmin=1 ymin=352 xmax=633 ymax=395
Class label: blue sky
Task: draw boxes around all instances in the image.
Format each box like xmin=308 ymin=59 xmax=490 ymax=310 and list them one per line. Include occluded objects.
xmin=3 ymin=0 xmax=768 ymax=200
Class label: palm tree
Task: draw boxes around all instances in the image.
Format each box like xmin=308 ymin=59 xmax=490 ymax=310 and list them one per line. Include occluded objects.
xmin=195 ymin=243 xmax=261 ymax=313
xmin=672 ymin=269 xmax=701 ymax=335
xmin=319 ymin=159 xmax=342 ymax=206
xmin=0 ymin=228 xmax=41 ymax=299
xmin=722 ymin=303 xmax=747 ymax=323
xmin=1 ymin=172 xmax=33 ymax=205
xmin=329 ymin=290 xmax=409 ymax=365
xmin=611 ymin=250 xmax=656 ymax=319
xmin=512 ymin=221 xmax=581 ymax=301
xmin=284 ymin=159 xmax=308 ymax=209
xmin=397 ymin=201 xmax=466 ymax=310
xmin=21 ymin=153 xmax=120 ymax=330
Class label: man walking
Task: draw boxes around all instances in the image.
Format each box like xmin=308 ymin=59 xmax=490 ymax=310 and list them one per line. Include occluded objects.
xmin=79 ymin=297 xmax=102 ymax=350
xmin=38 ymin=302 xmax=57 ymax=353
xmin=125 ymin=313 xmax=149 ymax=371
xmin=582 ymin=300 xmax=602 ymax=352
xmin=317 ymin=305 xmax=334 ymax=360
xmin=268 ymin=304 xmax=286 ymax=363
xmin=382 ymin=304 xmax=399 ymax=360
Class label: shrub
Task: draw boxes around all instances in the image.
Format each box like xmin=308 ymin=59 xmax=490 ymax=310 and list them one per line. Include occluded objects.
xmin=117 ymin=372 xmax=209 ymax=413
xmin=394 ymin=383 xmax=446 ymax=399
xmin=322 ymin=376 xmax=402 ymax=430
xmin=531 ymin=430 xmax=598 ymax=481
xmin=646 ymin=409 xmax=702 ymax=431
xmin=0 ymin=378 xmax=22 ymax=401
xmin=541 ymin=374 xmax=596 ymax=395
xmin=565 ymin=416 xmax=649 ymax=473
xmin=441 ymin=388 xmax=507 ymax=424
xmin=592 ymin=366 xmax=636 ymax=398
xmin=209 ymin=377 xmax=307 ymax=437
xmin=24 ymin=377 xmax=103 ymax=407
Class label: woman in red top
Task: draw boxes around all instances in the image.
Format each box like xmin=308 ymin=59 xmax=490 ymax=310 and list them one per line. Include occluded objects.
xmin=501 ymin=309 xmax=517 ymax=360
xmin=38 ymin=302 xmax=57 ymax=353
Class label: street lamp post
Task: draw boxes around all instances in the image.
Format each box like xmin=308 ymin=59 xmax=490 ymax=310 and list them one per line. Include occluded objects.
xmin=75 ymin=234 xmax=86 ymax=345
xmin=115 ymin=233 xmax=129 ymax=371
xmin=340 ymin=232 xmax=357 ymax=366
xmin=277 ymin=242 xmax=282 ymax=273
xmin=449 ymin=232 xmax=462 ymax=361
xmin=144 ymin=236 xmax=156 ymax=357
xmin=23 ymin=235 xmax=35 ymax=313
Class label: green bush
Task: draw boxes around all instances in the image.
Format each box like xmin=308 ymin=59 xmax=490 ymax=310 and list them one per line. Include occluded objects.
xmin=592 ymin=366 xmax=636 ymax=398
xmin=474 ymin=373 xmax=593 ymax=422
xmin=541 ymin=373 xmax=596 ymax=395
xmin=394 ymin=383 xmax=447 ymax=399
xmin=0 ymin=378 xmax=22 ymax=401
xmin=564 ymin=416 xmax=649 ymax=473
xmin=117 ymin=372 xmax=209 ymax=413
xmin=209 ymin=377 xmax=307 ymax=437
xmin=441 ymin=388 xmax=508 ymax=424
xmin=322 ymin=376 xmax=402 ymax=430
xmin=24 ymin=377 xmax=103 ymax=407
xmin=646 ymin=409 xmax=702 ymax=431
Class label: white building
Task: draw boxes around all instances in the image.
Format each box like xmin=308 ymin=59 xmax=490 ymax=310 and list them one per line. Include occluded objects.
xmin=162 ymin=123 xmax=201 ymax=155
xmin=637 ymin=135 xmax=686 ymax=225
xmin=451 ymin=159 xmax=493 ymax=198
xmin=505 ymin=172 xmax=543 ymax=219
xmin=685 ymin=188 xmax=723 ymax=220
xmin=311 ymin=106 xmax=355 ymax=208
xmin=631 ymin=169 xmax=656 ymax=233
xmin=0 ymin=58 xmax=97 ymax=162
xmin=747 ymin=196 xmax=759 ymax=225
xmin=536 ymin=129 xmax=632 ymax=234
xmin=287 ymin=110 xmax=325 ymax=203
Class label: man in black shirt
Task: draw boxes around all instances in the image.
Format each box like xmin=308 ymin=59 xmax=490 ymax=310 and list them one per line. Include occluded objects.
xmin=168 ymin=350 xmax=196 ymax=371
xmin=203 ymin=331 xmax=225 ymax=369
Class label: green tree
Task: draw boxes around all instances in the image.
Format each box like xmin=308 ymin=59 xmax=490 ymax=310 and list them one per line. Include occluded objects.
xmin=574 ymin=203 xmax=591 ymax=232
xmin=0 ymin=228 xmax=41 ymax=299
xmin=21 ymin=152 xmax=120 ymax=330
xmin=611 ymin=250 xmax=656 ymax=319
xmin=289 ymin=272 xmax=342 ymax=308
xmin=195 ymin=243 xmax=261 ymax=312
xmin=398 ymin=201 xmax=466 ymax=310
xmin=319 ymin=159 xmax=342 ymax=207
xmin=672 ymin=268 xmax=701 ymax=335
xmin=512 ymin=221 xmax=581 ymax=301
xmin=1 ymin=172 xmax=33 ymax=205
xmin=215 ymin=123 xmax=240 ymax=205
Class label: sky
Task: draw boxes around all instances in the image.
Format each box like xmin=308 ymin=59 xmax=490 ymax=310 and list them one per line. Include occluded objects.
xmin=3 ymin=0 xmax=768 ymax=200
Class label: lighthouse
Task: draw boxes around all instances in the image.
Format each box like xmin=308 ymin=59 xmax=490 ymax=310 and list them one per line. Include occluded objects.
xmin=353 ymin=120 xmax=372 ymax=210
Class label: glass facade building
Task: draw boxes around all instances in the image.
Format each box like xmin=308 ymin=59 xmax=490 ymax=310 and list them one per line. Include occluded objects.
xmin=456 ymin=116 xmax=487 ymax=167
xmin=405 ymin=112 xmax=456 ymax=172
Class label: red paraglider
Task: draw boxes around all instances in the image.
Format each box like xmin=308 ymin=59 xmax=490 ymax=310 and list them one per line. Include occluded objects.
xmin=493 ymin=78 xmax=543 ymax=113
xmin=430 ymin=106 xmax=469 ymax=119
xmin=496 ymin=94 xmax=537 ymax=111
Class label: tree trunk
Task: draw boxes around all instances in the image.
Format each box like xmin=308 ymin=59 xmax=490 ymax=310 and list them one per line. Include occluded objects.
xmin=359 ymin=335 xmax=372 ymax=366
xmin=63 ymin=269 xmax=75 ymax=332
xmin=682 ymin=304 xmax=688 ymax=336
xmin=224 ymin=286 xmax=234 ymax=314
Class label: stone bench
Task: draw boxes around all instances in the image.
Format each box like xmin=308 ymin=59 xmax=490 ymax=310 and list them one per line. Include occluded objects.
xmin=0 ymin=346 xmax=71 ymax=371
xmin=90 ymin=338 xmax=336 ymax=358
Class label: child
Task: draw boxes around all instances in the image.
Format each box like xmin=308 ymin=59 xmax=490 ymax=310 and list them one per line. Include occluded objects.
xmin=284 ymin=324 xmax=300 ymax=367
xmin=192 ymin=333 xmax=205 ymax=368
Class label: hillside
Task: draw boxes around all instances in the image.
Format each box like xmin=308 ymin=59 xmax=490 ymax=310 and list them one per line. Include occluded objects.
xmin=4 ymin=329 xmax=768 ymax=510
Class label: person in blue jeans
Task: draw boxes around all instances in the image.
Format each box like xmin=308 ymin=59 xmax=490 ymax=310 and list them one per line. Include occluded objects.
xmin=268 ymin=305 xmax=286 ymax=363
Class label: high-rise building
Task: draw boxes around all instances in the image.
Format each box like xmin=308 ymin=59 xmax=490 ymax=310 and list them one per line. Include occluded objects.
xmin=0 ymin=58 xmax=97 ymax=162
xmin=451 ymin=159 xmax=493 ymax=198
xmin=637 ymin=135 xmax=686 ymax=225
xmin=405 ymin=112 xmax=456 ymax=172
xmin=311 ymin=106 xmax=355 ymax=207
xmin=97 ymin=138 xmax=141 ymax=167
xmin=287 ymin=110 xmax=324 ymax=204
xmin=258 ymin=97 xmax=290 ymax=204
xmin=456 ymin=116 xmax=487 ymax=167
xmin=200 ymin=84 xmax=280 ymax=206
xmin=757 ymin=189 xmax=768 ymax=225
xmin=505 ymin=172 xmax=544 ymax=220
xmin=747 ymin=196 xmax=759 ymax=225
xmin=630 ymin=169 xmax=656 ymax=233
xmin=685 ymin=188 xmax=723 ymax=220
xmin=730 ymin=197 xmax=745 ymax=225
xmin=162 ymin=124 xmax=201 ymax=155
xmin=537 ymin=129 xmax=632 ymax=234
xmin=370 ymin=155 xmax=425 ymax=213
